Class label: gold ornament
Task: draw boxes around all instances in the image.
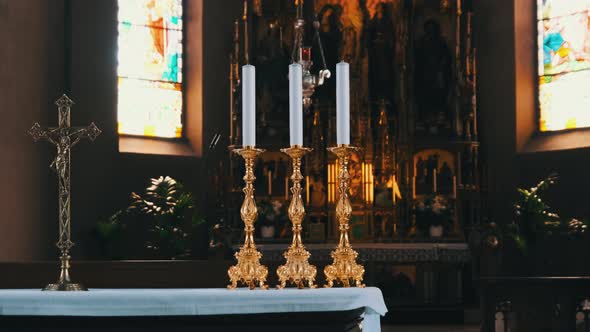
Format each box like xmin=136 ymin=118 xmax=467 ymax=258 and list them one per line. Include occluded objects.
xmin=228 ymin=146 xmax=269 ymax=290
xmin=324 ymin=145 xmax=365 ymax=288
xmin=276 ymin=146 xmax=317 ymax=289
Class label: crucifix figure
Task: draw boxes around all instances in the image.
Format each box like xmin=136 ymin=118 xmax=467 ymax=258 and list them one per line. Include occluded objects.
xmin=29 ymin=94 xmax=101 ymax=291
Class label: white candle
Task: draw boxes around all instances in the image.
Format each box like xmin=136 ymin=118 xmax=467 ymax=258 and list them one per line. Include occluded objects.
xmin=289 ymin=63 xmax=303 ymax=146
xmin=242 ymin=64 xmax=256 ymax=147
xmin=336 ymin=61 xmax=350 ymax=145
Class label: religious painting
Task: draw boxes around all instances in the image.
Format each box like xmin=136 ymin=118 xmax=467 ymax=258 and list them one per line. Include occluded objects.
xmin=308 ymin=172 xmax=327 ymax=208
xmin=413 ymin=149 xmax=456 ymax=197
xmin=537 ymin=0 xmax=590 ymax=131
xmin=117 ymin=0 xmax=184 ymax=138
xmin=412 ymin=0 xmax=454 ymax=136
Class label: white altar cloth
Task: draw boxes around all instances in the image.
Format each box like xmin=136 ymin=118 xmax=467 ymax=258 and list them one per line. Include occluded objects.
xmin=0 ymin=287 xmax=387 ymax=331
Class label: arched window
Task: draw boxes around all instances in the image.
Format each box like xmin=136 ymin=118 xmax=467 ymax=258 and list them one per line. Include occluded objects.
xmin=537 ymin=0 xmax=590 ymax=132
xmin=117 ymin=0 xmax=184 ymax=138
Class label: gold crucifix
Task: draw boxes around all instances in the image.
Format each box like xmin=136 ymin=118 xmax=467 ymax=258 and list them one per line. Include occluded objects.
xmin=29 ymin=94 xmax=101 ymax=291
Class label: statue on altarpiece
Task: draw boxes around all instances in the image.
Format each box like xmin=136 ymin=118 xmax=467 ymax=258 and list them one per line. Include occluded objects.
xmin=368 ymin=2 xmax=395 ymax=105
xmin=414 ymin=19 xmax=452 ymax=135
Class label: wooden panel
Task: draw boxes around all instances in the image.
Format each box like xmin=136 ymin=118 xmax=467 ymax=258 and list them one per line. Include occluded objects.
xmin=0 ymin=260 xmax=231 ymax=289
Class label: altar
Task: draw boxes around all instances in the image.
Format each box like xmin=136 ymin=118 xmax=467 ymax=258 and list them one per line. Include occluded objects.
xmin=0 ymin=287 xmax=387 ymax=332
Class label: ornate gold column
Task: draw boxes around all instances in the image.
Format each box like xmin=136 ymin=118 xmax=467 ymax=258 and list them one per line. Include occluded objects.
xmin=228 ymin=146 xmax=269 ymax=290
xmin=324 ymin=145 xmax=365 ymax=288
xmin=277 ymin=146 xmax=317 ymax=289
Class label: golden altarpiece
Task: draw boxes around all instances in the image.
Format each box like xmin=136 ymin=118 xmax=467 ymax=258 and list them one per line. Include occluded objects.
xmin=218 ymin=0 xmax=477 ymax=316
xmin=223 ymin=0 xmax=480 ymax=243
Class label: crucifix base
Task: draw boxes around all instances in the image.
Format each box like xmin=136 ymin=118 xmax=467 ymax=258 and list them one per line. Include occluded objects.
xmin=43 ymin=255 xmax=87 ymax=291
xmin=44 ymin=282 xmax=87 ymax=292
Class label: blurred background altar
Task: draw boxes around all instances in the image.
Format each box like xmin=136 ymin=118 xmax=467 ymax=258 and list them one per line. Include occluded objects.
xmin=211 ymin=0 xmax=480 ymax=323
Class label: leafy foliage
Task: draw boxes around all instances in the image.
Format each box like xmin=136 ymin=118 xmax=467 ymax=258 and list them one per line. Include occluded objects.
xmin=95 ymin=176 xmax=206 ymax=259
xmin=503 ymin=173 xmax=588 ymax=254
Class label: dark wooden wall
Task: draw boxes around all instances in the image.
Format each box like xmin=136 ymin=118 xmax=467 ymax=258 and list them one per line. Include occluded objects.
xmin=475 ymin=0 xmax=590 ymax=225
xmin=0 ymin=0 xmax=241 ymax=261
xmin=0 ymin=0 xmax=64 ymax=260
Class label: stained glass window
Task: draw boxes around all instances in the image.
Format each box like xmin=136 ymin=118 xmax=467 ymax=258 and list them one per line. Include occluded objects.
xmin=117 ymin=0 xmax=183 ymax=138
xmin=537 ymin=0 xmax=590 ymax=132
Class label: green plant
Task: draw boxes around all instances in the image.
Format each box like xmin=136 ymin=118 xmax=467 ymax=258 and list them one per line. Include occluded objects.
xmin=504 ymin=174 xmax=588 ymax=254
xmin=95 ymin=211 xmax=127 ymax=259
xmin=96 ymin=176 xmax=206 ymax=259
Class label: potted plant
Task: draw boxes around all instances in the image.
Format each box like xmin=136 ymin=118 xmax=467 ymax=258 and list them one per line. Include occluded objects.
xmin=95 ymin=176 xmax=207 ymax=260
xmin=414 ymin=194 xmax=453 ymax=238
xmin=480 ymin=174 xmax=590 ymax=275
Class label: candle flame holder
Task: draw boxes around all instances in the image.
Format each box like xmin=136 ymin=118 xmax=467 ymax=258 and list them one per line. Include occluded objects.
xmin=276 ymin=146 xmax=317 ymax=289
xmin=228 ymin=146 xmax=269 ymax=290
xmin=324 ymin=145 xmax=365 ymax=288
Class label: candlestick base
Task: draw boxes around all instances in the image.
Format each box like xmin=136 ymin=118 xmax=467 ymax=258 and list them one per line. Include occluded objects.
xmin=324 ymin=145 xmax=365 ymax=288
xmin=227 ymin=146 xmax=269 ymax=290
xmin=277 ymin=146 xmax=317 ymax=289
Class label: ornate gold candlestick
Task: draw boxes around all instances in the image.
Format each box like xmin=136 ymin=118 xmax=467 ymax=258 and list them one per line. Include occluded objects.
xmin=228 ymin=146 xmax=269 ymax=290
xmin=276 ymin=146 xmax=317 ymax=289
xmin=324 ymin=145 xmax=365 ymax=288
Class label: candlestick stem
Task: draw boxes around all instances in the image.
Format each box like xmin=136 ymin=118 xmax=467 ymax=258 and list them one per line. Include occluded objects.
xmin=228 ymin=146 xmax=269 ymax=290
xmin=324 ymin=145 xmax=365 ymax=288
xmin=277 ymin=146 xmax=317 ymax=289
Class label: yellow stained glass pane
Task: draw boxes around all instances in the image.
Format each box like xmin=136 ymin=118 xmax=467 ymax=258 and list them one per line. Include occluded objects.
xmin=117 ymin=78 xmax=182 ymax=138
xmin=539 ymin=71 xmax=590 ymax=131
